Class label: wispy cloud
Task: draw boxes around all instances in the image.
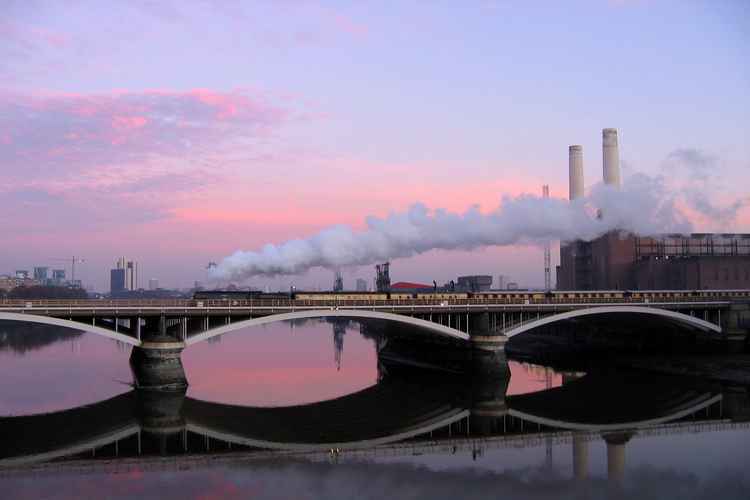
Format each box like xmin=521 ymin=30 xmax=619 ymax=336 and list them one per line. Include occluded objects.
xmin=0 ymin=88 xmax=291 ymax=235
xmin=663 ymin=147 xmax=748 ymax=225
xmin=0 ymin=88 xmax=286 ymax=186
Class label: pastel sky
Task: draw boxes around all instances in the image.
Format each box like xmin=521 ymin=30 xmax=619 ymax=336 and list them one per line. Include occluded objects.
xmin=1 ymin=0 xmax=748 ymax=291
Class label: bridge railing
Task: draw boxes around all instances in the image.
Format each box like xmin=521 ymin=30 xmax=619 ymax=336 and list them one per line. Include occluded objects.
xmin=0 ymin=296 xmax=734 ymax=309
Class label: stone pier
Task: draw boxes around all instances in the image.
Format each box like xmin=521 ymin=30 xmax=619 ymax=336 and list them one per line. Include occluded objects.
xmin=129 ymin=315 xmax=188 ymax=391
xmin=572 ymin=434 xmax=589 ymax=480
xmin=469 ymin=356 xmax=510 ymax=436
xmin=725 ymin=302 xmax=749 ymax=353
xmin=603 ymin=431 xmax=634 ymax=482
xmin=469 ymin=311 xmax=509 ymax=353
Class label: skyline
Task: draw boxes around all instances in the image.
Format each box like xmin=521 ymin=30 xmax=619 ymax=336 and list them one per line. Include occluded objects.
xmin=2 ymin=1 xmax=749 ymax=291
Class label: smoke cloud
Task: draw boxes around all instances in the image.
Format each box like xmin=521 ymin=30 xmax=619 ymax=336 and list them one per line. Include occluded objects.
xmin=209 ymin=173 xmax=696 ymax=283
xmin=664 ymin=148 xmax=748 ymax=223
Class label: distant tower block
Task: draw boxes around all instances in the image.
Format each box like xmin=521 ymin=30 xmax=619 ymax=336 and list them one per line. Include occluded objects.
xmin=568 ymin=145 xmax=584 ymax=200
xmin=602 ymin=128 xmax=621 ymax=187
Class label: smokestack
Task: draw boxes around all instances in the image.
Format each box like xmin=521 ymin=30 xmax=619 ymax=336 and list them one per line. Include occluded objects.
xmin=568 ymin=145 xmax=584 ymax=200
xmin=602 ymin=128 xmax=620 ymax=187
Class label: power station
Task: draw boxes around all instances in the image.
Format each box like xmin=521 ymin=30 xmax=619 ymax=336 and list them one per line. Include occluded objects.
xmin=557 ymin=129 xmax=750 ymax=290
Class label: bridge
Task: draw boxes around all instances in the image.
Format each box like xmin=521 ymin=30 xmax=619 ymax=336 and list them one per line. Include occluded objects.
xmin=1 ymin=369 xmax=748 ymax=482
xmin=1 ymin=294 xmax=747 ymax=389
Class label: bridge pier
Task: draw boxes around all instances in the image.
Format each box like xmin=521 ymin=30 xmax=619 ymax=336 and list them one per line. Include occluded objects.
xmin=469 ymin=359 xmax=510 ymax=435
xmin=572 ymin=434 xmax=589 ymax=480
xmin=469 ymin=312 xmax=509 ymax=353
xmin=130 ymin=315 xmax=188 ymax=391
xmin=468 ymin=313 xmax=511 ymax=433
xmin=724 ymin=303 xmax=749 ymax=353
xmin=602 ymin=431 xmax=633 ymax=483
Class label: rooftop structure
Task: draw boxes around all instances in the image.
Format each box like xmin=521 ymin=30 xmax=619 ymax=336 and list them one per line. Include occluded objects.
xmin=456 ymin=275 xmax=493 ymax=292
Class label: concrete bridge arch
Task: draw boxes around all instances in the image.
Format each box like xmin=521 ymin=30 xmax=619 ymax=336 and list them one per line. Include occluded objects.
xmin=503 ymin=305 xmax=722 ymax=339
xmin=184 ymin=309 xmax=470 ymax=346
xmin=0 ymin=312 xmax=141 ymax=346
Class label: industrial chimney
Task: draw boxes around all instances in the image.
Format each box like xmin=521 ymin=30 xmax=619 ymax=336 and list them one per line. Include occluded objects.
xmin=602 ymin=128 xmax=620 ymax=187
xmin=568 ymin=145 xmax=584 ymax=200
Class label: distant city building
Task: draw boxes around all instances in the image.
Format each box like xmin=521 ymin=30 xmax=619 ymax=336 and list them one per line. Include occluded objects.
xmin=456 ymin=275 xmax=493 ymax=292
xmin=557 ymin=233 xmax=750 ymax=290
xmin=114 ymin=257 xmax=138 ymax=291
xmin=110 ymin=268 xmax=126 ymax=294
xmin=52 ymin=269 xmax=66 ymax=284
xmin=1 ymin=275 xmax=40 ymax=292
xmin=0 ymin=276 xmax=17 ymax=292
xmin=355 ymin=278 xmax=368 ymax=292
xmin=148 ymin=278 xmax=159 ymax=290
xmin=496 ymin=275 xmax=506 ymax=290
xmin=15 ymin=270 xmax=29 ymax=279
xmin=506 ymin=282 xmax=519 ymax=290
xmin=33 ymin=267 xmax=49 ymax=282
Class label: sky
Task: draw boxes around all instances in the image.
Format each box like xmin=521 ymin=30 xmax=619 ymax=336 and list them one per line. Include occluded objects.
xmin=1 ymin=0 xmax=748 ymax=292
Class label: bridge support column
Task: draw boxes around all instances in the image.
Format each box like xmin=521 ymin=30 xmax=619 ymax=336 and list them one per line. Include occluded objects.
xmin=136 ymin=388 xmax=186 ymax=455
xmin=130 ymin=319 xmax=188 ymax=390
xmin=725 ymin=303 xmax=749 ymax=353
xmin=603 ymin=432 xmax=633 ymax=483
xmin=469 ymin=363 xmax=510 ymax=436
xmin=469 ymin=312 xmax=508 ymax=353
xmin=130 ymin=342 xmax=188 ymax=390
xmin=572 ymin=434 xmax=589 ymax=480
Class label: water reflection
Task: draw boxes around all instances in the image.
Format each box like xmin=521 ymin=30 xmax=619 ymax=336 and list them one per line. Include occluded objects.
xmin=0 ymin=363 xmax=744 ymax=469
xmin=0 ymin=322 xmax=131 ymax=415
xmin=0 ymin=321 xmax=82 ymax=354
xmin=1 ymin=318 xmax=749 ymax=499
xmin=182 ymin=318 xmax=379 ymax=406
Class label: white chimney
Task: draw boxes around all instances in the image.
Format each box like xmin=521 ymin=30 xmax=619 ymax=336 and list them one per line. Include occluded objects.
xmin=568 ymin=145 xmax=584 ymax=200
xmin=602 ymin=128 xmax=620 ymax=187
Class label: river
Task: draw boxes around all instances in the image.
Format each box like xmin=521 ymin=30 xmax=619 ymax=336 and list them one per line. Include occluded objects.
xmin=0 ymin=319 xmax=748 ymax=499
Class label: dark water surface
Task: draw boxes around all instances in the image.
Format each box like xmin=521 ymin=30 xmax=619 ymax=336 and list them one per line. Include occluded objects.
xmin=1 ymin=319 xmax=748 ymax=499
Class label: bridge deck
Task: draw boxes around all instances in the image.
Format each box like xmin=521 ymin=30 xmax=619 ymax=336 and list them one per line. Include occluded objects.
xmin=0 ymin=298 xmax=732 ymax=315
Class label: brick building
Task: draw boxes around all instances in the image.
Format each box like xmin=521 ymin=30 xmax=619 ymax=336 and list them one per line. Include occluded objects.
xmin=557 ymin=233 xmax=750 ymax=290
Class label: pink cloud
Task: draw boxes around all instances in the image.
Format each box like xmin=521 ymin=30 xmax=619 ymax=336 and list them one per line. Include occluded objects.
xmin=0 ymin=21 xmax=70 ymax=50
xmin=111 ymin=115 xmax=148 ymax=130
xmin=328 ymin=12 xmax=369 ymax=38
xmin=0 ymin=88 xmax=286 ymax=187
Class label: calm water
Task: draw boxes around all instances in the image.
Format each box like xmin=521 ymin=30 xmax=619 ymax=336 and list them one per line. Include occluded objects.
xmin=0 ymin=318 xmax=748 ymax=499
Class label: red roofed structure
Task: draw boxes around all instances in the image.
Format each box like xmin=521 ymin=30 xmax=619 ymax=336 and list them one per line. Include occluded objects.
xmin=390 ymin=281 xmax=432 ymax=290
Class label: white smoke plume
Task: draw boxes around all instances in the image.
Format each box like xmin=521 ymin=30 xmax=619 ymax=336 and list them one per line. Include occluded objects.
xmin=210 ymin=174 xmax=693 ymax=283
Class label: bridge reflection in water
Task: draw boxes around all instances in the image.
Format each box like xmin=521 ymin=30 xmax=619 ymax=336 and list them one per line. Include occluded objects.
xmin=1 ymin=361 xmax=748 ymax=483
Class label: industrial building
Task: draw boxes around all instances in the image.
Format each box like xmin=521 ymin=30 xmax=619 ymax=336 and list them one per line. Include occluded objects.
xmin=557 ymin=129 xmax=750 ymax=290
xmin=559 ymin=232 xmax=750 ymax=290
xmin=456 ymin=275 xmax=493 ymax=292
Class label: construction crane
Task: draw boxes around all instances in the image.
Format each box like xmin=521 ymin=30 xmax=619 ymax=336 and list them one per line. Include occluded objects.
xmin=49 ymin=256 xmax=85 ymax=282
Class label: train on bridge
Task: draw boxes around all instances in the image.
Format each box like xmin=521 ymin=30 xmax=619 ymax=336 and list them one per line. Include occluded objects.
xmin=193 ymin=288 xmax=750 ymax=304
